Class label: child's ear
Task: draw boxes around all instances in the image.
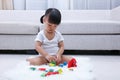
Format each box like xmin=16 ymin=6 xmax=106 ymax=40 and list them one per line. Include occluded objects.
xmin=43 ymin=16 xmax=46 ymax=23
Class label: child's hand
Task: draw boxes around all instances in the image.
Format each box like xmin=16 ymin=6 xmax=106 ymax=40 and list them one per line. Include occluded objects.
xmin=45 ymin=55 xmax=56 ymax=62
xmin=56 ymin=54 xmax=62 ymax=64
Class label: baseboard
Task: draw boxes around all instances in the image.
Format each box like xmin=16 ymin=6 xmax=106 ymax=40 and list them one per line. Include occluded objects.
xmin=0 ymin=50 xmax=120 ymax=55
xmin=64 ymin=50 xmax=120 ymax=55
xmin=0 ymin=50 xmax=38 ymax=55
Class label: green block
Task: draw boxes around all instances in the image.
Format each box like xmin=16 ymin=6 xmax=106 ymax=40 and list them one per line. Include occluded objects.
xmin=51 ymin=61 xmax=56 ymax=64
xmin=41 ymin=73 xmax=46 ymax=77
xmin=30 ymin=67 xmax=36 ymax=71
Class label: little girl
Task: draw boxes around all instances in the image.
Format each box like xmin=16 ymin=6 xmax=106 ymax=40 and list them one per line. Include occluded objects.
xmin=27 ymin=8 xmax=72 ymax=65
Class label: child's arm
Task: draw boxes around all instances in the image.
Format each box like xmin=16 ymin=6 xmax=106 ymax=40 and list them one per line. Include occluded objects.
xmin=35 ymin=41 xmax=56 ymax=62
xmin=35 ymin=41 xmax=48 ymax=57
xmin=56 ymin=41 xmax=64 ymax=63
xmin=57 ymin=41 xmax=64 ymax=55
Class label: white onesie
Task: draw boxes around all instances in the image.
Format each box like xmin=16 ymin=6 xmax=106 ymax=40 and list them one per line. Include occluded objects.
xmin=35 ymin=30 xmax=64 ymax=55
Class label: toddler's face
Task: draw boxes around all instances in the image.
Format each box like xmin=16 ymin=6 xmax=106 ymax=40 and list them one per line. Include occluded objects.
xmin=44 ymin=17 xmax=58 ymax=33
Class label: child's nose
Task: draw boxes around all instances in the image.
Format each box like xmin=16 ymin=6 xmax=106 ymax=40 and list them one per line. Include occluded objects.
xmin=49 ymin=26 xmax=55 ymax=29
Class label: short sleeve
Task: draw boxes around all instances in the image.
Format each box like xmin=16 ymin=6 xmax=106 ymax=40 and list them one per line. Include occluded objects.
xmin=57 ymin=31 xmax=64 ymax=42
xmin=35 ymin=31 xmax=44 ymax=43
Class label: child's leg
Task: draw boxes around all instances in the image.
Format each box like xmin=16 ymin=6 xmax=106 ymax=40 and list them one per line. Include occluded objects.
xmin=26 ymin=56 xmax=48 ymax=65
xmin=61 ymin=55 xmax=73 ymax=63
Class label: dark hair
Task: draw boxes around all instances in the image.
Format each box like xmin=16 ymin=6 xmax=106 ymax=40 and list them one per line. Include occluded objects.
xmin=40 ymin=8 xmax=61 ymax=25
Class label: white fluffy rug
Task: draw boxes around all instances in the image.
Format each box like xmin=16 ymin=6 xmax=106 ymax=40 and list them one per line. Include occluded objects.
xmin=2 ymin=57 xmax=95 ymax=80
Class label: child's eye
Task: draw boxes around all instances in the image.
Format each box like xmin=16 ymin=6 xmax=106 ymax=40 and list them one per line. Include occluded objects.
xmin=46 ymin=23 xmax=51 ymax=26
xmin=48 ymin=24 xmax=52 ymax=26
xmin=47 ymin=22 xmax=57 ymax=27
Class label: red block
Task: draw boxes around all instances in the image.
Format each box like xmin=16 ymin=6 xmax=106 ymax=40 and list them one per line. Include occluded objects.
xmin=39 ymin=68 xmax=46 ymax=71
xmin=68 ymin=58 xmax=77 ymax=68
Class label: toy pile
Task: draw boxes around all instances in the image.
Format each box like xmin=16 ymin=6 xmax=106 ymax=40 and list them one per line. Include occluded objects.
xmin=29 ymin=58 xmax=77 ymax=77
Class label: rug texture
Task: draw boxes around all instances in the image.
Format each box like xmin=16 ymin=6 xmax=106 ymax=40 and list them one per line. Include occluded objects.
xmin=2 ymin=57 xmax=95 ymax=80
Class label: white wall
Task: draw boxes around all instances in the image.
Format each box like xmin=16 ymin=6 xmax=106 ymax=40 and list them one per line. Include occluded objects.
xmin=111 ymin=0 xmax=120 ymax=9
xmin=26 ymin=0 xmax=47 ymax=10
xmin=13 ymin=0 xmax=120 ymax=10
xmin=48 ymin=0 xmax=70 ymax=10
xmin=13 ymin=0 xmax=25 ymax=10
xmin=72 ymin=0 xmax=120 ymax=10
xmin=87 ymin=0 xmax=111 ymax=10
